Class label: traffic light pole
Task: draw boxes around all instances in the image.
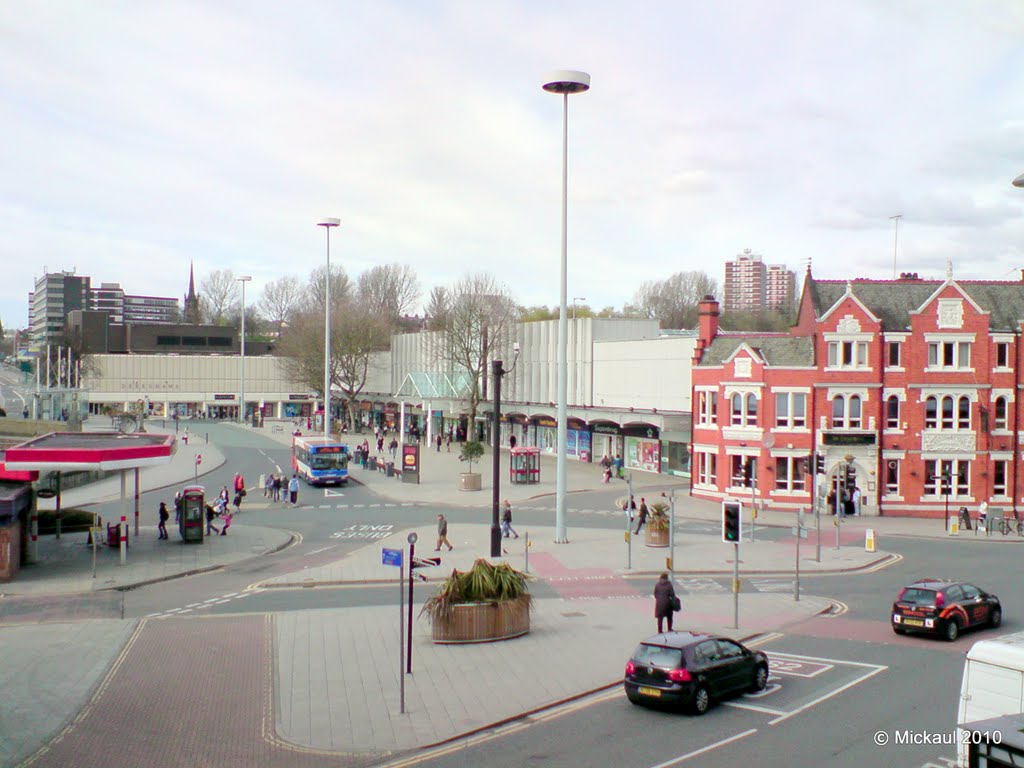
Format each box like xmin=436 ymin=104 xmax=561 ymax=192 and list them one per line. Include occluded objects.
xmin=733 ymin=542 xmax=740 ymax=629
xmin=750 ymin=462 xmax=757 ymax=543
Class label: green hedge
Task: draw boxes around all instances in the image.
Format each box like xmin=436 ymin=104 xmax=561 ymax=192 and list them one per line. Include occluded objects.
xmin=35 ymin=509 xmax=98 ymax=535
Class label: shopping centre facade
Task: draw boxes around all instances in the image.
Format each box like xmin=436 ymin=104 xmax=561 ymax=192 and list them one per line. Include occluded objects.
xmin=80 ymin=317 xmax=697 ymax=477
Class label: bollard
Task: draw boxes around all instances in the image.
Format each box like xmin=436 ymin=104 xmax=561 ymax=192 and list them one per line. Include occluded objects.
xmin=948 ymin=516 xmax=959 ymax=536
xmin=865 ymin=528 xmax=876 ymax=553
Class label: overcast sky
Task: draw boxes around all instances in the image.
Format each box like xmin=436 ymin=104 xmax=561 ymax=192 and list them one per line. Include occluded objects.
xmin=2 ymin=1 xmax=1023 ymax=332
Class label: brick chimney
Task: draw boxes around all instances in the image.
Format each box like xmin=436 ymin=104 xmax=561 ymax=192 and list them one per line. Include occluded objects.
xmin=695 ymin=295 xmax=720 ymax=362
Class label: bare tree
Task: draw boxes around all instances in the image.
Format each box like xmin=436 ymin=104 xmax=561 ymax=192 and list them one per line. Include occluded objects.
xmin=425 ymin=285 xmax=450 ymax=330
xmin=439 ymin=273 xmax=520 ymax=428
xmin=357 ymin=264 xmax=420 ymax=326
xmin=199 ymin=269 xmax=239 ymax=325
xmin=632 ymin=270 xmax=719 ymax=329
xmin=275 ymin=298 xmax=391 ymax=433
xmin=258 ymin=275 xmax=303 ymax=336
xmin=305 ymin=264 xmax=351 ymax=314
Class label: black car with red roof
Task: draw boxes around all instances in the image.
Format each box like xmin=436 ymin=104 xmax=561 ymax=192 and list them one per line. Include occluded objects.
xmin=891 ymin=579 xmax=1001 ymax=641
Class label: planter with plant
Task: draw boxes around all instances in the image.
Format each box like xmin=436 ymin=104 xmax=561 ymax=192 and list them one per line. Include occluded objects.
xmin=645 ymin=501 xmax=671 ymax=547
xmin=458 ymin=440 xmax=484 ymax=491
xmin=421 ymin=558 xmax=532 ymax=643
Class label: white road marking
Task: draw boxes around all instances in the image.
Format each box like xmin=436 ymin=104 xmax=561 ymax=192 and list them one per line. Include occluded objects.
xmin=648 ymin=729 xmax=758 ymax=767
xmin=307 ymin=545 xmax=339 ymax=555
xmin=768 ymin=664 xmax=887 ymax=725
xmin=723 ymin=699 xmax=786 ymax=715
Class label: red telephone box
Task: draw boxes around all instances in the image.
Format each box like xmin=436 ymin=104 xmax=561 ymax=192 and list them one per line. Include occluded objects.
xmin=510 ymin=446 xmax=541 ymax=485
xmin=180 ymin=485 xmax=205 ymax=543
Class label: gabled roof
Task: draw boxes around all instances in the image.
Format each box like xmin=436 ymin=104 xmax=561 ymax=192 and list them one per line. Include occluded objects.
xmin=698 ymin=335 xmax=815 ymax=367
xmin=808 ymin=278 xmax=1024 ymax=332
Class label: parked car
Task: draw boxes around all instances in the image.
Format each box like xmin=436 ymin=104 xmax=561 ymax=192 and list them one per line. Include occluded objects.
xmin=623 ymin=631 xmax=769 ymax=714
xmin=891 ymin=579 xmax=1001 ymax=641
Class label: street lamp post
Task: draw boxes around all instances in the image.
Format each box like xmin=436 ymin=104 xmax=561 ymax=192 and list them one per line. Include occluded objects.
xmin=543 ymin=69 xmax=590 ymax=545
xmin=490 ymin=344 xmax=521 ymax=557
xmin=572 ymin=296 xmax=586 ymax=320
xmin=237 ymin=275 xmax=252 ymax=424
xmin=318 ymin=218 xmax=341 ymax=438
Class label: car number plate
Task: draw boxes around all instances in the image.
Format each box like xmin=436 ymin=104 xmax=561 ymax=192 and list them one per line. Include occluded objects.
xmin=903 ymin=619 xmax=924 ymax=627
xmin=638 ymin=687 xmax=662 ymax=697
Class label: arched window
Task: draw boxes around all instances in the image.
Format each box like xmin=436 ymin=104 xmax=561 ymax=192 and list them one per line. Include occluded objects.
xmin=848 ymin=395 xmax=862 ymax=429
xmin=925 ymin=396 xmax=938 ymax=429
xmin=731 ymin=393 xmax=743 ymax=426
xmin=832 ymin=396 xmax=844 ymax=427
xmin=746 ymin=393 xmax=758 ymax=423
xmin=957 ymin=396 xmax=971 ymax=430
xmin=941 ymin=396 xmax=954 ymax=430
xmin=995 ymin=397 xmax=1009 ymax=430
xmin=886 ymin=396 xmax=900 ymax=430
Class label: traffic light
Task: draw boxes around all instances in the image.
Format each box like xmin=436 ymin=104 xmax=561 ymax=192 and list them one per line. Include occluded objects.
xmin=722 ymin=501 xmax=742 ymax=544
xmin=815 ymin=453 xmax=825 ymax=475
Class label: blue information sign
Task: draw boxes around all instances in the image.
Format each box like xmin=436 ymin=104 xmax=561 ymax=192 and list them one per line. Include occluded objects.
xmin=382 ymin=547 xmax=403 ymax=567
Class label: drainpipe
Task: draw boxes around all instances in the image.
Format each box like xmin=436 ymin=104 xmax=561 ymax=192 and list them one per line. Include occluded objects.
xmin=1013 ymin=331 xmax=1021 ymax=519
xmin=877 ymin=334 xmax=886 ymax=517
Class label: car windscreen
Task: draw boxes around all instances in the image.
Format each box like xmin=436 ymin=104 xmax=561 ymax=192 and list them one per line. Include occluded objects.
xmin=632 ymin=644 xmax=684 ymax=668
xmin=899 ymin=588 xmax=937 ymax=606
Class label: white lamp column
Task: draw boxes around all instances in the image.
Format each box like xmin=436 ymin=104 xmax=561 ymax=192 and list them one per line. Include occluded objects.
xmin=542 ymin=69 xmax=590 ymax=544
xmin=237 ymin=275 xmax=252 ymax=423
xmin=318 ymin=217 xmax=341 ymax=438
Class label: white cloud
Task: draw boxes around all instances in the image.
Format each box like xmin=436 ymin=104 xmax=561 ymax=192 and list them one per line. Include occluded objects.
xmin=1 ymin=0 xmax=1023 ymax=331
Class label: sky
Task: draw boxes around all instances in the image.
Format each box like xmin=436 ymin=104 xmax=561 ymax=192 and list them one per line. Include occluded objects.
xmin=2 ymin=1 xmax=1024 ymax=332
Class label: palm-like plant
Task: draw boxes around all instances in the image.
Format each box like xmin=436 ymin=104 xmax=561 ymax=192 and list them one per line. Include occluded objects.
xmin=421 ymin=558 xmax=532 ymax=621
xmin=648 ymin=501 xmax=671 ymax=532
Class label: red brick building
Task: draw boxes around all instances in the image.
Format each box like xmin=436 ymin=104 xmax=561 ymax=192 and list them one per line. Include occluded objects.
xmin=691 ymin=269 xmax=1024 ymax=519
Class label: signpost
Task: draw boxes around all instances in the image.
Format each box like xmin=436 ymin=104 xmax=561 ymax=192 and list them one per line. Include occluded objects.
xmin=381 ymin=547 xmax=405 ymax=713
xmin=722 ymin=500 xmax=742 ymax=628
xmin=793 ymin=507 xmax=809 ymax=602
xmin=194 ymin=453 xmax=202 ymax=482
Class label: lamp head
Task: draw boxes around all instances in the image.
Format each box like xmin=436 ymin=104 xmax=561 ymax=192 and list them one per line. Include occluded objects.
xmin=318 ymin=217 xmax=341 ymax=228
xmin=542 ymin=70 xmax=591 ymax=95
xmin=513 ymin=341 xmax=521 ymax=355
xmin=1014 ymin=173 xmax=1024 ymax=189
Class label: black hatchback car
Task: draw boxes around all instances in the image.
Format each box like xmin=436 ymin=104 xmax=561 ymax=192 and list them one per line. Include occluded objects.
xmin=891 ymin=580 xmax=1002 ymax=641
xmin=623 ymin=631 xmax=769 ymax=714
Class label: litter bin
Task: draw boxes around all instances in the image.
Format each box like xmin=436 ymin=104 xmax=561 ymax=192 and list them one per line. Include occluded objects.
xmin=386 ymin=461 xmax=395 ymax=477
xmin=369 ymin=456 xmax=378 ymax=471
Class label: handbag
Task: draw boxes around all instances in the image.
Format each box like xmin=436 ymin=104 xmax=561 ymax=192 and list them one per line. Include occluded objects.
xmin=670 ymin=595 xmax=681 ymax=612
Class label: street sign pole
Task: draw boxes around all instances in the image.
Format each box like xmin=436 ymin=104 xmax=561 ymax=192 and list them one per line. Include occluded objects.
xmin=407 ymin=535 xmax=416 ymax=674
xmin=814 ymin=464 xmax=821 ymax=563
xmin=399 ymin=556 xmax=405 ymax=714
xmin=668 ymin=490 xmax=676 ymax=574
xmin=626 ymin=474 xmax=633 ymax=570
xmin=795 ymin=507 xmax=803 ymax=602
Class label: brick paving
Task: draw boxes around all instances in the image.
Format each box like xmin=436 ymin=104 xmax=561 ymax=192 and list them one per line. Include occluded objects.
xmin=0 ymin=592 xmax=122 ymax=624
xmin=24 ymin=615 xmax=388 ymax=768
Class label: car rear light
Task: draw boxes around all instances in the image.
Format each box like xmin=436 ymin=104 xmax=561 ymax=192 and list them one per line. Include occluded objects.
xmin=668 ymin=668 xmax=692 ymax=683
xmin=935 ymin=592 xmax=945 ymax=608
xmin=625 ymin=661 xmax=636 ymax=676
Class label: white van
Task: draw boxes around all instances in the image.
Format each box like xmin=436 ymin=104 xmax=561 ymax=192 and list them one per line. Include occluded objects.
xmin=957 ymin=631 xmax=1024 ymax=766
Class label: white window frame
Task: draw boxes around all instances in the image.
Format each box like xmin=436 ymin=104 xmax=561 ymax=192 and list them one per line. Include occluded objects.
xmin=923 ymin=459 xmax=970 ymax=497
xmin=773 ymin=455 xmax=806 ymax=492
xmin=925 ymin=334 xmax=974 ymax=371
xmin=696 ymin=390 xmax=718 ymax=426
xmin=993 ymin=459 xmax=1009 ymax=497
xmin=831 ymin=394 xmax=863 ymax=430
xmin=774 ymin=391 xmax=808 ymax=429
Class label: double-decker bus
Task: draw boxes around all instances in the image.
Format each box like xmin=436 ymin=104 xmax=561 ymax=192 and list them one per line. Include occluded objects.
xmin=292 ymin=436 xmax=350 ymax=486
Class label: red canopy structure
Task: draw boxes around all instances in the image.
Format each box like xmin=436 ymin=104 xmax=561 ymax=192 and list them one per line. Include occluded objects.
xmin=3 ymin=432 xmax=176 ymax=472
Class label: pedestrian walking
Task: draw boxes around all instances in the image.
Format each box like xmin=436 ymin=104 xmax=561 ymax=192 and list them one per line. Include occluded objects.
xmin=158 ymin=502 xmax=170 ymax=539
xmin=273 ymin=474 xmax=283 ymax=503
xmin=851 ymin=486 xmax=861 ymax=516
xmin=389 ymin=437 xmax=399 ymax=459
xmin=446 ymin=432 xmax=452 ymax=452
xmin=220 ymin=508 xmax=232 ymax=535
xmin=173 ymin=491 xmax=183 ymax=525
xmin=634 ymin=497 xmax=649 ymax=535
xmin=205 ymin=504 xmax=220 ymax=536
xmin=234 ymin=472 xmax=246 ymax=494
xmin=653 ymin=572 xmax=679 ymax=634
xmin=501 ymin=500 xmax=519 ymax=539
xmin=377 ymin=436 xmax=384 ymax=454
xmin=435 ymin=513 xmax=454 ymax=551
xmin=219 ymin=486 xmax=230 ymax=509
xmin=509 ymin=433 xmax=517 ymax=450
xmin=436 ymin=433 xmax=442 ymax=452
xmin=264 ymin=473 xmax=273 ymax=498
xmin=623 ymin=494 xmax=636 ymax=524
xmin=182 ymin=427 xmax=189 ymax=446
xmin=613 ymin=454 xmax=624 ymax=479
xmin=600 ymin=454 xmax=612 ymax=483
xmin=288 ymin=474 xmax=299 ymax=505
xmin=232 ymin=490 xmax=243 ymax=514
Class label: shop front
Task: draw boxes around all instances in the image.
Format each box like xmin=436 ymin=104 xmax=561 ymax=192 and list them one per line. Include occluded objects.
xmin=532 ymin=416 xmax=558 ymax=453
xmin=590 ymin=422 xmax=623 ymax=465
xmin=567 ymin=418 xmax=590 ymax=461
xmin=624 ymin=424 xmax=661 ymax=473
xmin=659 ymin=430 xmax=691 ymax=478
xmin=500 ymin=414 xmax=529 ymax=448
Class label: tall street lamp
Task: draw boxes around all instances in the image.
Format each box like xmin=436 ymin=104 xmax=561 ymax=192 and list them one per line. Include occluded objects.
xmin=490 ymin=343 xmax=521 ymax=557
xmin=237 ymin=275 xmax=252 ymax=424
xmin=572 ymin=296 xmax=586 ymax=320
xmin=318 ymin=217 xmax=340 ymax=438
xmin=543 ymin=69 xmax=590 ymax=544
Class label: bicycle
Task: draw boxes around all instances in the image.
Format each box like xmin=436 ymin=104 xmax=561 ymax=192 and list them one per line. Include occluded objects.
xmin=998 ymin=514 xmax=1024 ymax=536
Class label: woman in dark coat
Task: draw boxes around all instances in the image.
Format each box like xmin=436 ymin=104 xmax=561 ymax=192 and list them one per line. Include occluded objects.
xmin=653 ymin=572 xmax=678 ymax=634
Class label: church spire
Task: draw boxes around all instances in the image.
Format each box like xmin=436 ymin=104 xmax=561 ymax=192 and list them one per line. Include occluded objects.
xmin=184 ymin=261 xmax=200 ymax=324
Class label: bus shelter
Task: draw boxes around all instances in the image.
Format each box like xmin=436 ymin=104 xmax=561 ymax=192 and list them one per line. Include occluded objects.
xmin=509 ymin=446 xmax=540 ymax=485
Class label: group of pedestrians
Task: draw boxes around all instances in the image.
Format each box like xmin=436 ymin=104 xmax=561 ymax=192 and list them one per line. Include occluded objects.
xmin=262 ymin=472 xmax=301 ymax=504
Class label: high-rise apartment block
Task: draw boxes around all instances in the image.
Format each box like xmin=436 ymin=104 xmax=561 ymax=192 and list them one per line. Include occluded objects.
xmin=723 ymin=249 xmax=796 ymax=313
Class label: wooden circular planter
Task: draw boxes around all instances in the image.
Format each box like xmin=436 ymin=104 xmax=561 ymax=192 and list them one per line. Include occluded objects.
xmin=430 ymin=595 xmax=531 ymax=644
xmin=458 ymin=472 xmax=482 ymax=492
xmin=645 ymin=526 xmax=670 ymax=548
